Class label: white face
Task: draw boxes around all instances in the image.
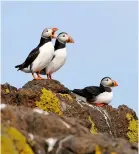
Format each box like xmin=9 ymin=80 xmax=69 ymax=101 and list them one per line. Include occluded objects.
xmin=101 ymin=77 xmax=112 ymax=87
xmin=57 ymin=32 xmax=69 ymax=43
xmin=41 ymin=28 xmax=53 ymax=38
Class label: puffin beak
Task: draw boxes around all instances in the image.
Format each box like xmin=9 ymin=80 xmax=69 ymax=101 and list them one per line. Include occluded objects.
xmin=67 ymin=36 xmax=74 ymax=43
xmin=111 ymin=80 xmax=118 ymax=87
xmin=51 ymin=28 xmax=58 ymax=38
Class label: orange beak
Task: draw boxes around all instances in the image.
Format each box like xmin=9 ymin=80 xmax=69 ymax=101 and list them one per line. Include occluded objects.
xmin=112 ymin=80 xmax=118 ymax=87
xmin=51 ymin=28 xmax=58 ymax=38
xmin=67 ymin=36 xmax=74 ymax=43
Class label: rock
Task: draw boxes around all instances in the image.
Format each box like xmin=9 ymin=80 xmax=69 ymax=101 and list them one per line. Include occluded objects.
xmin=23 ymin=79 xmax=70 ymax=94
xmin=1 ymin=104 xmax=138 ymax=154
xmin=1 ymin=79 xmax=138 ymax=153
xmin=1 ymin=83 xmax=17 ymax=106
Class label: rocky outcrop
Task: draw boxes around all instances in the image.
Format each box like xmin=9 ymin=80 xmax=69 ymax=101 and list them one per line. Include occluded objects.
xmin=1 ymin=104 xmax=138 ymax=154
xmin=1 ymin=79 xmax=138 ymax=154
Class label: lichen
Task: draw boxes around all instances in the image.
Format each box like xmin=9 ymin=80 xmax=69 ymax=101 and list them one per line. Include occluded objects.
xmin=36 ymin=88 xmax=62 ymax=115
xmin=95 ymin=145 xmax=101 ymax=154
xmin=59 ymin=93 xmax=73 ymax=102
xmin=88 ymin=116 xmax=98 ymax=134
xmin=1 ymin=126 xmax=34 ymax=154
xmin=5 ymin=88 xmax=10 ymax=94
xmin=126 ymin=113 xmax=138 ymax=143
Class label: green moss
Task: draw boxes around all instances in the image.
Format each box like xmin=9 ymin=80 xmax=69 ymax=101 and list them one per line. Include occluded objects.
xmin=59 ymin=93 xmax=73 ymax=102
xmin=36 ymin=88 xmax=62 ymax=115
xmin=126 ymin=113 xmax=138 ymax=143
xmin=88 ymin=116 xmax=98 ymax=134
xmin=5 ymin=88 xmax=10 ymax=94
xmin=1 ymin=126 xmax=34 ymax=154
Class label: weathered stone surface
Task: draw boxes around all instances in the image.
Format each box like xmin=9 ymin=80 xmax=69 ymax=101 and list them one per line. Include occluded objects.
xmin=23 ymin=79 xmax=70 ymax=94
xmin=1 ymin=79 xmax=138 ymax=154
xmin=1 ymin=105 xmax=138 ymax=154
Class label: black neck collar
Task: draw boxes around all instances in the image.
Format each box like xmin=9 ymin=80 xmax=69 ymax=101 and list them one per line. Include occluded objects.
xmin=100 ymin=84 xmax=112 ymax=92
xmin=37 ymin=37 xmax=51 ymax=48
xmin=54 ymin=39 xmax=66 ymax=50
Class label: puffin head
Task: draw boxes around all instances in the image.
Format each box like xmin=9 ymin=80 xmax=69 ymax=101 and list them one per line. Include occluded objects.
xmin=41 ymin=27 xmax=58 ymax=39
xmin=100 ymin=77 xmax=118 ymax=87
xmin=57 ymin=32 xmax=74 ymax=44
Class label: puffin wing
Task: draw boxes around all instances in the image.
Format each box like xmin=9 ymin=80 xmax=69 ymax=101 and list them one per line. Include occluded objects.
xmin=83 ymin=86 xmax=105 ymax=100
xmin=72 ymin=86 xmax=104 ymax=100
xmin=15 ymin=47 xmax=40 ymax=70
xmin=24 ymin=48 xmax=40 ymax=67
xmin=72 ymin=89 xmax=87 ymax=97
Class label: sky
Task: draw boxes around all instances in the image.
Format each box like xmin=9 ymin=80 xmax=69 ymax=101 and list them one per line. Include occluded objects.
xmin=1 ymin=1 xmax=138 ymax=113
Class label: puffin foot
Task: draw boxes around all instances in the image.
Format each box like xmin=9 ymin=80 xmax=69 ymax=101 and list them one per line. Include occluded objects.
xmin=36 ymin=72 xmax=44 ymax=80
xmin=95 ymin=103 xmax=105 ymax=107
xmin=47 ymin=74 xmax=50 ymax=79
xmin=34 ymin=77 xmax=43 ymax=80
xmin=47 ymin=74 xmax=52 ymax=79
xmin=49 ymin=74 xmax=52 ymax=79
xmin=32 ymin=73 xmax=37 ymax=80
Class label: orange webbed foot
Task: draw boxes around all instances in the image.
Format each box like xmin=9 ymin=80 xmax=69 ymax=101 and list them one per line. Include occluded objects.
xmin=35 ymin=77 xmax=44 ymax=80
xmin=36 ymin=72 xmax=44 ymax=80
xmin=95 ymin=103 xmax=105 ymax=107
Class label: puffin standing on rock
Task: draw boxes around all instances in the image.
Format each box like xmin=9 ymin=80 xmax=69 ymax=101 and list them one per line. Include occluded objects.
xmin=40 ymin=32 xmax=74 ymax=79
xmin=72 ymin=77 xmax=118 ymax=106
xmin=15 ymin=27 xmax=58 ymax=80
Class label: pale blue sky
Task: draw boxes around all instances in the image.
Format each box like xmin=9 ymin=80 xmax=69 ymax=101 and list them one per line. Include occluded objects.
xmin=1 ymin=1 xmax=138 ymax=113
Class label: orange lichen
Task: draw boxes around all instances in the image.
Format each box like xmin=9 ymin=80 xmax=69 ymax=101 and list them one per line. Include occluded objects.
xmin=126 ymin=113 xmax=138 ymax=143
xmin=5 ymin=88 xmax=10 ymax=94
xmin=1 ymin=126 xmax=34 ymax=154
xmin=88 ymin=116 xmax=98 ymax=134
xmin=95 ymin=145 xmax=101 ymax=154
xmin=36 ymin=88 xmax=62 ymax=115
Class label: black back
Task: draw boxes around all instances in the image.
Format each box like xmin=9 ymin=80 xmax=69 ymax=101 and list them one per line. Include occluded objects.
xmin=15 ymin=37 xmax=51 ymax=70
xmin=72 ymin=84 xmax=112 ymax=101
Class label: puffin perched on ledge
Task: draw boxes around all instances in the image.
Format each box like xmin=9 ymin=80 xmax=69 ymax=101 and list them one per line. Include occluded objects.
xmin=15 ymin=27 xmax=58 ymax=80
xmin=72 ymin=77 xmax=118 ymax=106
xmin=40 ymin=32 xmax=74 ymax=79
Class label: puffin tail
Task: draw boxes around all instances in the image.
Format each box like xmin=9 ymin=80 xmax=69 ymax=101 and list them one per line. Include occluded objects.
xmin=15 ymin=63 xmax=24 ymax=71
xmin=71 ymin=89 xmax=84 ymax=96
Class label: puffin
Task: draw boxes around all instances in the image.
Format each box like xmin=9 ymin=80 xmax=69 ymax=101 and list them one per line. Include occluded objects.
xmin=72 ymin=77 xmax=118 ymax=106
xmin=40 ymin=32 xmax=74 ymax=79
xmin=15 ymin=27 xmax=58 ymax=80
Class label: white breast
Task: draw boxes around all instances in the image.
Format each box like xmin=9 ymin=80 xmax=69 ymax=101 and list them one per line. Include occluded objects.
xmin=94 ymin=91 xmax=113 ymax=104
xmin=46 ymin=48 xmax=67 ymax=74
xmin=31 ymin=42 xmax=54 ymax=72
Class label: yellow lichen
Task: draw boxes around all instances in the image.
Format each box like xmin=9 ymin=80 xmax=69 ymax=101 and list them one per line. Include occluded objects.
xmin=36 ymin=88 xmax=62 ymax=115
xmin=88 ymin=116 xmax=98 ymax=134
xmin=59 ymin=93 xmax=73 ymax=102
xmin=126 ymin=113 xmax=138 ymax=143
xmin=95 ymin=145 xmax=101 ymax=154
xmin=5 ymin=88 xmax=10 ymax=94
xmin=1 ymin=126 xmax=34 ymax=154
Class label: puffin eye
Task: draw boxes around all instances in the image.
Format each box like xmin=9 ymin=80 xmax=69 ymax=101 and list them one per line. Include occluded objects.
xmin=63 ymin=34 xmax=65 ymax=37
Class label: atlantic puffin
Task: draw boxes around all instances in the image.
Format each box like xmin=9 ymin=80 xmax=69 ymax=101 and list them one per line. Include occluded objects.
xmin=40 ymin=32 xmax=74 ymax=79
xmin=15 ymin=27 xmax=58 ymax=80
xmin=72 ymin=77 xmax=118 ymax=106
